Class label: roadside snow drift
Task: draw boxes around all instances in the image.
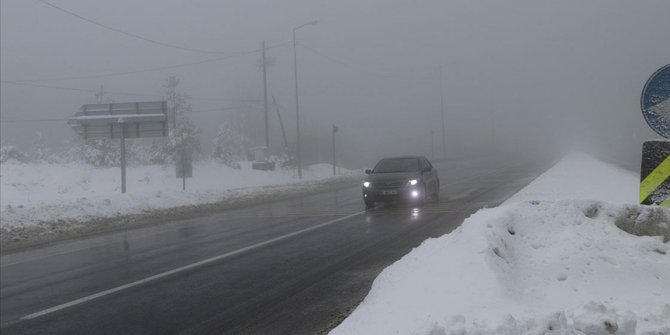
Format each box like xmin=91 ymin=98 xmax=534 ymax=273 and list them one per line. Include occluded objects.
xmin=331 ymin=153 xmax=670 ymax=335
xmin=504 ymin=152 xmax=639 ymax=205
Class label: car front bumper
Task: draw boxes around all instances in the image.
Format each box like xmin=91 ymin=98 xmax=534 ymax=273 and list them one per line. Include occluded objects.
xmin=362 ymin=186 xmax=423 ymax=203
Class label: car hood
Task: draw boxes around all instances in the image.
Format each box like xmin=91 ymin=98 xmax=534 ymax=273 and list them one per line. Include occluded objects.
xmin=366 ymin=171 xmax=420 ymax=183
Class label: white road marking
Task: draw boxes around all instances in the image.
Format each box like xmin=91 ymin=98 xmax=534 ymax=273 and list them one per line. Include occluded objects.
xmin=0 ymin=204 xmax=360 ymax=268
xmin=17 ymin=211 xmax=365 ymax=322
xmin=1 ymin=220 xmax=224 ymax=268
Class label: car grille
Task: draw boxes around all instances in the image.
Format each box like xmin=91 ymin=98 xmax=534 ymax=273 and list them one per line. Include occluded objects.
xmin=373 ymin=181 xmax=404 ymax=189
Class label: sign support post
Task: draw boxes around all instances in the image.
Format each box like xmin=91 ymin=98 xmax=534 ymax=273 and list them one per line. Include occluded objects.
xmin=120 ymin=120 xmax=127 ymax=194
xmin=182 ymin=148 xmax=186 ymax=191
xmin=640 ymin=141 xmax=670 ymax=206
xmin=68 ymin=101 xmax=168 ymax=194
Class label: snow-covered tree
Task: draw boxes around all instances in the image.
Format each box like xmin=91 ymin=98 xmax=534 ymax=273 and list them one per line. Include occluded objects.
xmin=58 ymin=86 xmax=122 ymax=166
xmin=211 ymin=123 xmax=249 ymax=166
xmin=64 ymin=138 xmax=120 ymax=167
xmin=149 ymin=115 xmax=201 ymax=164
xmin=127 ymin=138 xmax=153 ymax=165
xmin=0 ymin=145 xmax=27 ymax=163
xmin=94 ymin=85 xmax=114 ymax=104
xmin=29 ymin=132 xmax=51 ymax=162
xmin=147 ymin=76 xmax=201 ymax=164
xmin=268 ymin=153 xmax=292 ymax=169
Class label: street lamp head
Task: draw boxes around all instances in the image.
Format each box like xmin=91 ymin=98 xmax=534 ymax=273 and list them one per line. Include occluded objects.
xmin=294 ymin=20 xmax=318 ymax=31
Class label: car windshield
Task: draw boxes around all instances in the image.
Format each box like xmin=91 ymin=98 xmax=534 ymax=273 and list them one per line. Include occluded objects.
xmin=373 ymin=158 xmax=420 ymax=173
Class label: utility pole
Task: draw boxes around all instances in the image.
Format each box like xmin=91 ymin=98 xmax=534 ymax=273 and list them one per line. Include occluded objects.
xmin=440 ymin=66 xmax=447 ymax=160
xmin=293 ymin=29 xmax=302 ymax=179
xmin=332 ymin=125 xmax=338 ymax=176
xmin=262 ymin=40 xmax=270 ymax=149
xmin=293 ymin=20 xmax=317 ymax=180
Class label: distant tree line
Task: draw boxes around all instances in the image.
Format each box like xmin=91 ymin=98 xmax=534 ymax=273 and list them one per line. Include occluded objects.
xmin=0 ymin=76 xmax=258 ymax=168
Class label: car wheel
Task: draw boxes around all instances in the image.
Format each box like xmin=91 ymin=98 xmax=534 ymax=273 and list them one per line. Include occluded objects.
xmin=432 ymin=180 xmax=440 ymax=200
xmin=365 ymin=200 xmax=374 ymax=210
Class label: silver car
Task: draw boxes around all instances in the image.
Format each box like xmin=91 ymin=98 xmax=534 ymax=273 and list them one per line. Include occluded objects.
xmin=362 ymin=156 xmax=440 ymax=209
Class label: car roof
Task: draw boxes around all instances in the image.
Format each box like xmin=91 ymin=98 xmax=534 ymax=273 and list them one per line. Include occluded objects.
xmin=379 ymin=156 xmax=426 ymax=160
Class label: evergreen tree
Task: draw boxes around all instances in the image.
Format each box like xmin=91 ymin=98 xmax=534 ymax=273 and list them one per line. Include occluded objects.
xmin=65 ymin=138 xmax=120 ymax=166
xmin=211 ymin=123 xmax=249 ymax=166
xmin=64 ymin=85 xmax=120 ymax=166
xmin=0 ymin=145 xmax=27 ymax=163
xmin=30 ymin=132 xmax=51 ymax=162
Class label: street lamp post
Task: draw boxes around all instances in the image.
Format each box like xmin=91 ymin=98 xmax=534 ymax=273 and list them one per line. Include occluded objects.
xmin=431 ymin=129 xmax=435 ymax=160
xmin=293 ymin=20 xmax=317 ymax=179
xmin=439 ymin=65 xmax=447 ymax=160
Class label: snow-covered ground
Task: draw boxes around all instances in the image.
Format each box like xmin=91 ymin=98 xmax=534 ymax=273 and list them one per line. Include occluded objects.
xmin=0 ymin=161 xmax=359 ymax=229
xmin=504 ymin=152 xmax=639 ymax=205
xmin=331 ymin=153 xmax=670 ymax=335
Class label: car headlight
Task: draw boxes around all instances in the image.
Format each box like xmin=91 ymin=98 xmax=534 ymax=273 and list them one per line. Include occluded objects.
xmin=363 ymin=181 xmax=371 ymax=188
xmin=408 ymin=179 xmax=418 ymax=186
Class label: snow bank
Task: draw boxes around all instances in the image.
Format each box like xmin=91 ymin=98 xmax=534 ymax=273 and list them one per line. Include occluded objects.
xmin=505 ymin=152 xmax=639 ymax=204
xmin=331 ymin=153 xmax=670 ymax=335
xmin=0 ymin=161 xmax=358 ymax=228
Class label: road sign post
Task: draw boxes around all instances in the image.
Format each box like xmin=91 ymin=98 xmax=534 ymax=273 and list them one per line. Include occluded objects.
xmin=640 ymin=141 xmax=670 ymax=206
xmin=68 ymin=101 xmax=168 ymax=194
xmin=640 ymin=64 xmax=670 ymax=206
xmin=175 ymin=149 xmax=193 ymax=190
xmin=120 ymin=119 xmax=127 ymax=193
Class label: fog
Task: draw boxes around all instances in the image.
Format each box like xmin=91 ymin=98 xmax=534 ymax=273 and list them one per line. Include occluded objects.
xmin=2 ymin=0 xmax=669 ymax=169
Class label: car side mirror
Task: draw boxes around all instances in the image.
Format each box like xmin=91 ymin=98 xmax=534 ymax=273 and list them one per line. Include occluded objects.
xmin=422 ymin=167 xmax=431 ymax=173
xmin=365 ymin=169 xmax=372 ymax=174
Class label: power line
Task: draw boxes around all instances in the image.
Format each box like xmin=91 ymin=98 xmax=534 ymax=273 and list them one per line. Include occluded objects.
xmin=1 ymin=81 xmax=263 ymax=103
xmin=2 ymin=81 xmax=156 ymax=97
xmin=0 ymin=117 xmax=69 ymax=123
xmin=298 ymin=43 xmax=434 ymax=85
xmin=1 ymin=41 xmax=290 ymax=83
xmin=298 ymin=43 xmax=378 ymax=77
xmin=185 ymin=107 xmax=239 ymax=114
xmin=38 ymin=0 xmax=243 ymax=55
xmin=0 ymin=107 xmax=240 ymax=124
xmin=2 ymin=56 xmax=226 ymax=82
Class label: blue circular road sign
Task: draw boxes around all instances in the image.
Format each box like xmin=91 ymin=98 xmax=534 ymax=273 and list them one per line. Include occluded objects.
xmin=641 ymin=64 xmax=670 ymax=139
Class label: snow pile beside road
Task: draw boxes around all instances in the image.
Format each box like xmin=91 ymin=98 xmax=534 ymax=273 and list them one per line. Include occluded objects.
xmin=0 ymin=161 xmax=358 ymax=228
xmin=505 ymin=152 xmax=639 ymax=204
xmin=331 ymin=153 xmax=670 ymax=335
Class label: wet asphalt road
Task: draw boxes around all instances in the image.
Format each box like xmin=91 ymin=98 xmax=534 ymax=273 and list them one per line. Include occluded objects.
xmin=0 ymin=157 xmax=544 ymax=334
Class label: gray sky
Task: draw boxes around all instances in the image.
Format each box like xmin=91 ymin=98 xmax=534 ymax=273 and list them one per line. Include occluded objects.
xmin=2 ymin=0 xmax=669 ymax=167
